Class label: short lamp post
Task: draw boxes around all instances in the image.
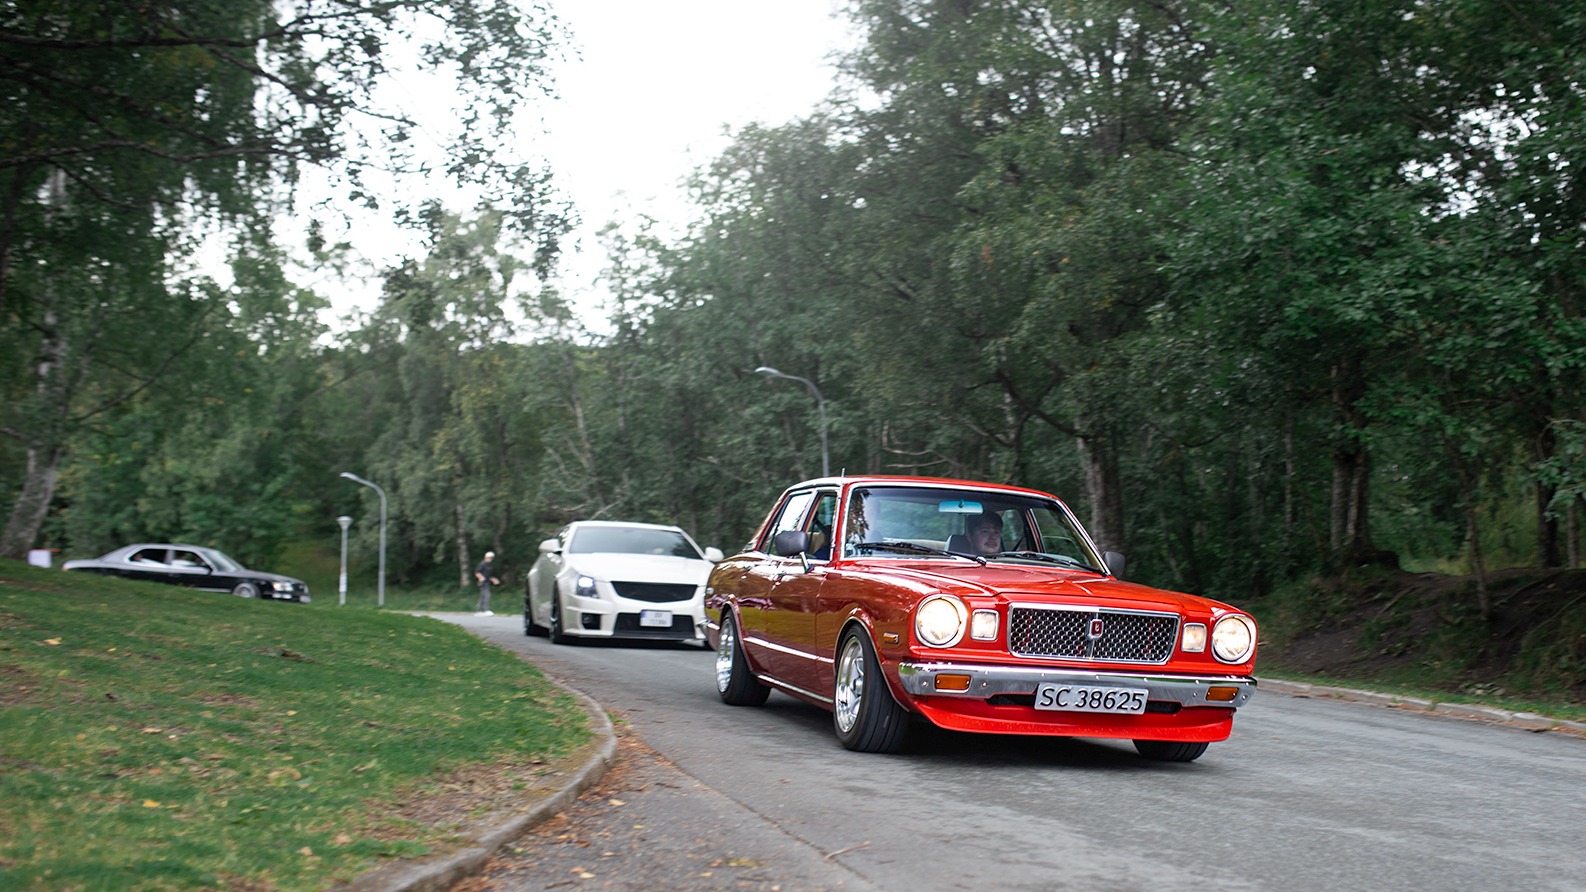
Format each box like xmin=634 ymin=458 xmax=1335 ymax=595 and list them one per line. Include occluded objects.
xmin=754 ymin=366 xmax=830 ymax=477
xmin=336 ymin=515 xmax=352 ymax=607
xmin=339 ymin=472 xmax=386 ymax=607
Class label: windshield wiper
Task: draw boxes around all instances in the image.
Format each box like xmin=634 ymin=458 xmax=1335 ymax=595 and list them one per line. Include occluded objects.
xmin=851 ymin=541 xmax=986 ymax=565
xmin=989 ymin=551 xmax=1102 ymax=572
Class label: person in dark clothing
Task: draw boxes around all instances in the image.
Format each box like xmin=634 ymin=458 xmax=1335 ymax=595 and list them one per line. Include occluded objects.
xmin=474 ymin=551 xmax=499 ymax=615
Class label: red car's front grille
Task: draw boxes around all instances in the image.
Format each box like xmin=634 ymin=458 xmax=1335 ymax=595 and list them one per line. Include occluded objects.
xmin=1007 ymin=606 xmax=1178 ymax=663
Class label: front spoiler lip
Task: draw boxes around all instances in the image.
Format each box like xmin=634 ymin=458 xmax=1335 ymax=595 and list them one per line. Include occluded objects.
xmin=896 ymin=662 xmax=1257 ymax=709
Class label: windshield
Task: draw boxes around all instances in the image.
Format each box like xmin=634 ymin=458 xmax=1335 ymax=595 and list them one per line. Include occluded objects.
xmin=199 ymin=549 xmax=244 ymax=572
xmin=569 ymin=526 xmax=701 ymax=559
xmin=842 ymin=486 xmax=1103 ymax=570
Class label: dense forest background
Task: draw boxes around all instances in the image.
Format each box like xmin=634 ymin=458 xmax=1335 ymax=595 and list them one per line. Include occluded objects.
xmin=5 ymin=0 xmax=1585 ymax=650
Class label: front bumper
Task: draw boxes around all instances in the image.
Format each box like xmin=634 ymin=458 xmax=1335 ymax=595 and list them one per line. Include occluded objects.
xmin=896 ymin=661 xmax=1257 ymax=709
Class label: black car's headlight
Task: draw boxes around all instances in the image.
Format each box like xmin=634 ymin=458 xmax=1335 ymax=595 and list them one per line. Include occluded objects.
xmin=1211 ymin=615 xmax=1257 ymax=663
xmin=915 ymin=594 xmax=967 ymax=647
xmin=272 ymin=581 xmax=294 ymax=592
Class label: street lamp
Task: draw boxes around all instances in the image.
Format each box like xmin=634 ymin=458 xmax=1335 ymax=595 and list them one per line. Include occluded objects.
xmin=754 ymin=366 xmax=830 ymax=477
xmin=339 ymin=472 xmax=387 ymax=607
xmin=336 ymin=516 xmax=352 ymax=607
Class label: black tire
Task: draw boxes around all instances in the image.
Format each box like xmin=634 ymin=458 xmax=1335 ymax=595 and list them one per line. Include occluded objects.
xmin=524 ymin=583 xmax=547 ymax=637
xmin=548 ymin=595 xmax=569 ymax=645
xmin=716 ymin=613 xmax=770 ymax=706
xmin=1133 ymin=740 xmax=1209 ymax=762
xmin=832 ymin=626 xmax=909 ymax=753
xmin=232 ymin=582 xmax=259 ymax=599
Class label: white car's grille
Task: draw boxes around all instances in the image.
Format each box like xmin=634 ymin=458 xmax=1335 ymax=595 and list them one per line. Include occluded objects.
xmin=612 ymin=581 xmax=696 ymax=603
xmin=1008 ymin=606 xmax=1178 ymax=663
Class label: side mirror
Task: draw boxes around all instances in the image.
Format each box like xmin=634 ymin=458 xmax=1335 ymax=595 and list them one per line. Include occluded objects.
xmin=704 ymin=546 xmax=725 ymax=563
xmin=772 ymin=530 xmax=810 ymax=558
xmin=538 ymin=538 xmax=560 ymax=555
xmin=1103 ymin=551 xmax=1126 ymax=578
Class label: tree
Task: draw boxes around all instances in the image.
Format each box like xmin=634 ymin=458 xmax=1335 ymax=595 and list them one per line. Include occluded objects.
xmin=1 ymin=0 xmax=569 ymax=558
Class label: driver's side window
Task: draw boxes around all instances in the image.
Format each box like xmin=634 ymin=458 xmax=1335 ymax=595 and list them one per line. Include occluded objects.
xmin=762 ymin=491 xmax=816 ymax=556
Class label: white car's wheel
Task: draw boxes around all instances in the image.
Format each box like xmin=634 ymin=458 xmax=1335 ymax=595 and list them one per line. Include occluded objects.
xmin=549 ymin=596 xmax=569 ymax=644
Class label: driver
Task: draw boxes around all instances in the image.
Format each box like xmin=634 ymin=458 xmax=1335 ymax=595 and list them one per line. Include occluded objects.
xmin=966 ymin=512 xmax=1004 ymax=555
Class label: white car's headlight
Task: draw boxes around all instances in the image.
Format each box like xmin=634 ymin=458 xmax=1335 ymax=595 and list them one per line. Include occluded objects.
xmin=1211 ymin=615 xmax=1256 ymax=663
xmin=915 ymin=595 xmax=967 ymax=647
xmin=575 ymin=575 xmax=598 ymax=598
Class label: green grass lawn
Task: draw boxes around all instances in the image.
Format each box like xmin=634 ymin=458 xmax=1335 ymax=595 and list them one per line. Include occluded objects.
xmin=0 ymin=560 xmax=590 ymax=891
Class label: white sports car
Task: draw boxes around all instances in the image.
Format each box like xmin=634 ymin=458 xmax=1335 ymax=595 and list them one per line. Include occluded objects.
xmin=524 ymin=521 xmax=724 ymax=645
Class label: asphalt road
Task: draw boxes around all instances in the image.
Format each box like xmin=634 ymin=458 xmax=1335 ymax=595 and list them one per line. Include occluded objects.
xmin=442 ymin=613 xmax=1586 ymax=892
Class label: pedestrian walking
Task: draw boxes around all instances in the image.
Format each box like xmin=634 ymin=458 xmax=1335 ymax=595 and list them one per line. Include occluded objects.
xmin=474 ymin=551 xmax=499 ymax=616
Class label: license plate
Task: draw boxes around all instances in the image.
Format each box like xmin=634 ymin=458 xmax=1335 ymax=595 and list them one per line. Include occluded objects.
xmin=1033 ymin=684 xmax=1148 ymax=714
xmin=639 ymin=609 xmax=673 ymax=628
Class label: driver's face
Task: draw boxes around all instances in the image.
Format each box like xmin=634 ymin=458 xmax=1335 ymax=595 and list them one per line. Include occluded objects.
xmin=970 ymin=520 xmax=1003 ymax=554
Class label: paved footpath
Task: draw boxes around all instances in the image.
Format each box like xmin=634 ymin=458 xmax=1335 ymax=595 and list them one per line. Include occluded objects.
xmin=451 ymin=731 xmax=880 ymax=892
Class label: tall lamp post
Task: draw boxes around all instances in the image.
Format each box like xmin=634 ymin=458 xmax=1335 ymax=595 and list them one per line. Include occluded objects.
xmin=336 ymin=515 xmax=352 ymax=607
xmin=339 ymin=472 xmax=386 ymax=607
xmin=754 ymin=366 xmax=829 ymax=477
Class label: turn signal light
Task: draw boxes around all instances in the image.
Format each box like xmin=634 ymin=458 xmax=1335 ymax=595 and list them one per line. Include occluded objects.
xmin=1206 ymin=686 xmax=1240 ymax=702
xmin=934 ymin=673 xmax=972 ymax=692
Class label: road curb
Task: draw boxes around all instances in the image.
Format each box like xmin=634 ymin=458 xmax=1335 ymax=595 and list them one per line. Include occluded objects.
xmin=1260 ymin=678 xmax=1586 ymax=738
xmin=335 ymin=680 xmax=618 ymax=892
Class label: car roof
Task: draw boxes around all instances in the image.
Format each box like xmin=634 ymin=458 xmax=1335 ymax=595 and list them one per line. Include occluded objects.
xmin=782 ymin=475 xmax=1059 ymax=500
xmin=566 ymin=520 xmax=685 ymax=533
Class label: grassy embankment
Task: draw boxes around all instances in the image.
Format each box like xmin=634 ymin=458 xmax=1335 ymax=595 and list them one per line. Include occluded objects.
xmin=0 ymin=560 xmax=591 ymax=891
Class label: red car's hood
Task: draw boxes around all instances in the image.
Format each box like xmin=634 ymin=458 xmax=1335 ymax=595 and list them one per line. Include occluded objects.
xmin=858 ymin=561 xmax=1207 ymax=612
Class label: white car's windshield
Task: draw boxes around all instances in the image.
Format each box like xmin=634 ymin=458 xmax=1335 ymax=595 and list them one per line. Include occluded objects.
xmin=843 ymin=486 xmax=1103 ymax=570
xmin=569 ymin=527 xmax=700 ymax=558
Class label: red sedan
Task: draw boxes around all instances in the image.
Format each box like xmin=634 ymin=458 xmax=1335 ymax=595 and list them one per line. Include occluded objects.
xmin=703 ymin=476 xmax=1258 ymax=761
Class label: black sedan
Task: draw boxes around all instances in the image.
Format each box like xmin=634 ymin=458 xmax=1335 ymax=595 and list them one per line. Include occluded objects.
xmin=63 ymin=544 xmax=312 ymax=603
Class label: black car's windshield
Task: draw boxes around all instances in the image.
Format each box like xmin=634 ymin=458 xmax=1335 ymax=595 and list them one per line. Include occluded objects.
xmin=569 ymin=526 xmax=701 ymax=558
xmin=842 ymin=486 xmax=1104 ymax=570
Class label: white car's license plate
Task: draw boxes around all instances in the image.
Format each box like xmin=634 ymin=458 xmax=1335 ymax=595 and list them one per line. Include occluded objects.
xmin=1033 ymin=684 xmax=1148 ymax=714
xmin=639 ymin=609 xmax=673 ymax=628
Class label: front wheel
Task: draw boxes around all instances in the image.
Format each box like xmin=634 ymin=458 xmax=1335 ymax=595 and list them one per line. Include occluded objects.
xmin=1133 ymin=740 xmax=1209 ymax=762
xmin=232 ymin=582 xmax=259 ymax=599
xmin=524 ymin=583 xmax=547 ymax=637
xmin=548 ymin=596 xmax=569 ymax=644
xmin=716 ymin=614 xmax=770 ymax=706
xmin=832 ymin=626 xmax=909 ymax=753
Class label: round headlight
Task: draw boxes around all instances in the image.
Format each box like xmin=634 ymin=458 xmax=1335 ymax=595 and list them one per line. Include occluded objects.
xmin=915 ymin=595 xmax=967 ymax=647
xmin=1211 ymin=615 xmax=1256 ymax=663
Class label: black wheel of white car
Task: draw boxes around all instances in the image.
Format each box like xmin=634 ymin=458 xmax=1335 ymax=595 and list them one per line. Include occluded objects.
xmin=524 ymin=584 xmax=546 ymax=637
xmin=1133 ymin=740 xmax=1209 ymax=762
xmin=716 ymin=614 xmax=770 ymax=706
xmin=232 ymin=582 xmax=259 ymax=599
xmin=832 ymin=626 xmax=909 ymax=753
xmin=549 ymin=596 xmax=568 ymax=644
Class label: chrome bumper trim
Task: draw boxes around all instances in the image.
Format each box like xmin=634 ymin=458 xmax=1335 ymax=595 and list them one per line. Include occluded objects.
xmin=896 ymin=662 xmax=1257 ymax=708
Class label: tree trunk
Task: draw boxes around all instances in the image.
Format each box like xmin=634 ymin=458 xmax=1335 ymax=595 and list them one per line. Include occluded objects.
xmin=1328 ymin=354 xmax=1378 ymax=562
xmin=1 ymin=443 xmax=64 ymax=560
xmin=1076 ymin=428 xmax=1124 ymax=555
xmin=455 ymin=496 xmax=470 ymax=589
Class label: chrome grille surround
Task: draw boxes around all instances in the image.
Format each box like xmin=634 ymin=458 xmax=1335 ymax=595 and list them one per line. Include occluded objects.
xmin=1008 ymin=603 xmax=1179 ymax=664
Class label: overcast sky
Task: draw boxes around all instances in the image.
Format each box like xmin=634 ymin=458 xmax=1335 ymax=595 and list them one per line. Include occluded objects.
xmin=295 ymin=1 xmax=856 ymax=327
